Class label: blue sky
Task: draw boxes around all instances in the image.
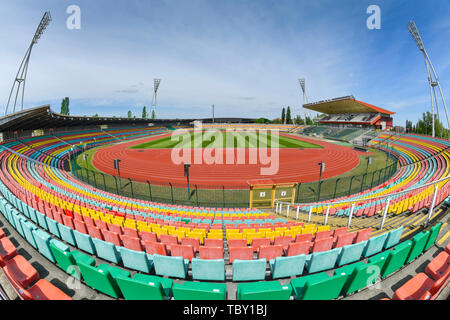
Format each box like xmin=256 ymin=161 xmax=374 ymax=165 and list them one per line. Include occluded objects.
xmin=1 ymin=0 xmax=449 ymax=126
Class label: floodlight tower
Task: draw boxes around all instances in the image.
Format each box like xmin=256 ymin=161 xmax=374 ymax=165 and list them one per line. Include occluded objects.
xmin=150 ymin=79 xmax=162 ymax=119
xmin=5 ymin=11 xmax=52 ymax=116
xmin=299 ymin=78 xmax=309 ymax=123
xmin=407 ymin=20 xmax=450 ymax=137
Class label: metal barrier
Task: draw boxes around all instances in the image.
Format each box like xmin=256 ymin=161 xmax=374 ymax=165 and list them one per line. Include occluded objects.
xmin=275 ymin=175 xmax=450 ymax=230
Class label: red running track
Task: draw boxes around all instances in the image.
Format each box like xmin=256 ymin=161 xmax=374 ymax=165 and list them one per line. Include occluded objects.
xmin=92 ymin=133 xmax=363 ymax=187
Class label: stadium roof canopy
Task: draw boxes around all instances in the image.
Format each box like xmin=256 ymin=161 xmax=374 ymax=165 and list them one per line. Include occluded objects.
xmin=303 ymin=96 xmax=395 ymax=115
xmin=0 ymin=105 xmax=254 ymax=133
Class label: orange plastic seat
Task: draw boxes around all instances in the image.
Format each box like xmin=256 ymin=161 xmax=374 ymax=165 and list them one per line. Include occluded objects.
xmin=314 ymin=230 xmax=333 ymax=241
xmin=143 ymin=241 xmax=168 ymax=256
xmin=312 ymin=237 xmax=334 ymax=253
xmin=101 ymin=229 xmax=122 ymax=247
xmin=180 ymin=237 xmax=201 ymax=253
xmin=170 ymin=244 xmax=195 ymax=261
xmin=204 ymin=238 xmax=223 ymax=248
xmin=198 ymin=246 xmax=223 ymax=260
xmin=229 ymin=246 xmax=253 ymax=263
xmin=393 ymin=273 xmax=434 ymax=300
xmin=334 ymin=232 xmax=357 ymax=248
xmin=273 ymin=236 xmax=293 ymax=251
xmin=0 ymin=237 xmax=18 ymax=267
xmin=286 ymin=241 xmax=312 ymax=256
xmin=121 ymin=235 xmax=144 ymax=251
xmin=251 ymin=238 xmax=271 ymax=252
xmin=425 ymin=251 xmax=450 ymax=281
xmin=228 ymin=239 xmax=247 ymax=248
xmin=139 ymin=231 xmax=158 ymax=243
xmin=295 ymin=233 xmax=313 ymax=243
xmin=355 ymin=228 xmax=372 ymax=243
xmin=26 ymin=279 xmax=72 ymax=300
xmin=258 ymin=245 xmax=283 ymax=261
xmin=2 ymin=255 xmax=39 ymax=289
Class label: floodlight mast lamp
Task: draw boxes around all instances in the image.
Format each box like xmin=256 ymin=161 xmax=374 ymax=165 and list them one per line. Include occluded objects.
xmin=407 ymin=20 xmax=450 ymax=137
xmin=299 ymin=78 xmax=309 ymax=123
xmin=150 ymin=79 xmax=161 ymax=119
xmin=5 ymin=11 xmax=52 ymax=116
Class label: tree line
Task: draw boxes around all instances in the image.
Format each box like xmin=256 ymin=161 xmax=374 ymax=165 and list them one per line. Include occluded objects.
xmin=405 ymin=111 xmax=449 ymax=139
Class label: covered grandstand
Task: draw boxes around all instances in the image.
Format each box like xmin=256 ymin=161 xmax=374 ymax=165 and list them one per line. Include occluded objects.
xmin=304 ymin=96 xmax=395 ymax=130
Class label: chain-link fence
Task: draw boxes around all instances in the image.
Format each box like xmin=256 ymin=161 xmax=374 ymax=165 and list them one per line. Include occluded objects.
xmin=68 ymin=144 xmax=399 ymax=207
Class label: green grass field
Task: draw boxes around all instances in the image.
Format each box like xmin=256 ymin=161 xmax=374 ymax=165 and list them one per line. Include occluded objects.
xmin=131 ymin=131 xmax=322 ymax=149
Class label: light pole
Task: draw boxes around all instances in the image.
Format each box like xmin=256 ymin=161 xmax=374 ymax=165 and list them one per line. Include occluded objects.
xmin=317 ymin=161 xmax=325 ymax=201
xmin=184 ymin=163 xmax=191 ymax=199
xmin=114 ymin=158 xmax=122 ymax=190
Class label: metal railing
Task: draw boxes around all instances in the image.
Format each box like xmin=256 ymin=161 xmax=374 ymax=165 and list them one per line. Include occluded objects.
xmin=275 ymin=175 xmax=450 ymax=230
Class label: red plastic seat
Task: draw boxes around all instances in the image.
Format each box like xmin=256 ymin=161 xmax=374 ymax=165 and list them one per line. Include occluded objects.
xmin=143 ymin=241 xmax=168 ymax=256
xmin=258 ymin=245 xmax=283 ymax=261
xmin=2 ymin=255 xmax=39 ymax=288
xmin=251 ymin=238 xmax=271 ymax=252
xmin=204 ymin=238 xmax=223 ymax=248
xmin=86 ymin=225 xmax=103 ymax=240
xmin=180 ymin=237 xmax=201 ymax=253
xmin=312 ymin=237 xmax=334 ymax=253
xmin=445 ymin=242 xmax=450 ymax=254
xmin=314 ymin=230 xmax=333 ymax=241
xmin=425 ymin=251 xmax=450 ymax=281
xmin=159 ymin=234 xmax=178 ymax=245
xmin=0 ymin=237 xmax=18 ymax=267
xmin=24 ymin=279 xmax=72 ymax=300
xmin=228 ymin=239 xmax=247 ymax=248
xmin=273 ymin=236 xmax=293 ymax=251
xmin=74 ymin=219 xmax=88 ymax=234
xmin=101 ymin=229 xmax=122 ymax=247
xmin=332 ymin=227 xmax=348 ymax=239
xmin=62 ymin=215 xmax=74 ymax=229
xmin=107 ymin=223 xmax=122 ymax=235
xmin=121 ymin=235 xmax=143 ymax=251
xmin=0 ymin=228 xmax=4 ymax=239
xmin=139 ymin=231 xmax=158 ymax=243
xmin=393 ymin=273 xmax=434 ymax=300
xmin=123 ymin=227 xmax=139 ymax=238
xmin=82 ymin=216 xmax=95 ymax=227
xmin=94 ymin=219 xmax=108 ymax=231
xmin=286 ymin=241 xmax=312 ymax=256
xmin=295 ymin=233 xmax=313 ymax=243
xmin=355 ymin=228 xmax=372 ymax=243
xmin=229 ymin=246 xmax=253 ymax=263
xmin=198 ymin=246 xmax=224 ymax=259
xmin=170 ymin=244 xmax=195 ymax=261
xmin=334 ymin=232 xmax=357 ymax=248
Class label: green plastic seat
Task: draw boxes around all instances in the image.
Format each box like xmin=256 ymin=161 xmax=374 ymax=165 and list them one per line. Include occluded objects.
xmin=406 ymin=231 xmax=429 ymax=263
xmin=424 ymin=222 xmax=443 ymax=251
xmin=290 ymin=272 xmax=329 ymax=298
xmin=237 ymin=281 xmax=291 ymax=300
xmin=76 ymin=261 xmax=130 ymax=298
xmin=114 ymin=273 xmax=172 ymax=300
xmin=298 ymin=273 xmax=347 ymax=300
xmin=173 ymin=281 xmax=227 ymax=300
xmin=336 ymin=259 xmax=385 ymax=295
xmin=381 ymin=240 xmax=412 ymax=278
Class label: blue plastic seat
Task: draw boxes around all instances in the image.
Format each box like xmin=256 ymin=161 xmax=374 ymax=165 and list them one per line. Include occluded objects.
xmin=45 ymin=217 xmax=61 ymax=238
xmin=232 ymin=259 xmax=267 ymax=281
xmin=269 ymin=254 xmax=306 ymax=279
xmin=362 ymin=233 xmax=388 ymax=257
xmin=384 ymin=226 xmax=404 ymax=249
xmin=32 ymin=228 xmax=56 ymax=263
xmin=305 ymin=248 xmax=340 ymax=273
xmin=92 ymin=238 xmax=122 ymax=264
xmin=57 ymin=223 xmax=77 ymax=246
xmin=191 ymin=258 xmax=225 ymax=281
xmin=73 ymin=230 xmax=96 ymax=255
xmin=119 ymin=247 xmax=153 ymax=273
xmin=153 ymin=254 xmax=189 ymax=279
xmin=19 ymin=219 xmax=38 ymax=249
xmin=336 ymin=241 xmax=367 ymax=267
